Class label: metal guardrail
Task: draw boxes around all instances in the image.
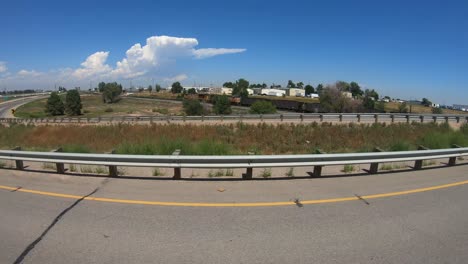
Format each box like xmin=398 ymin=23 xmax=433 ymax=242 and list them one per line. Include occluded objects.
xmin=0 ymin=147 xmax=467 ymax=179
xmin=1 ymin=113 xmax=468 ymax=124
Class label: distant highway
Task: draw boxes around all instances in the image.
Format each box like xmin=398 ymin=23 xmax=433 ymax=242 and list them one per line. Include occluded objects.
xmin=0 ymin=96 xmax=45 ymax=118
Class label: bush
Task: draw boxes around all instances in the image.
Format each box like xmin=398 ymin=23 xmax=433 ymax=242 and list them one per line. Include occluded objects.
xmin=213 ymin=95 xmax=232 ymax=115
xmin=432 ymin=107 xmax=443 ymax=114
xmin=249 ymin=101 xmax=277 ymax=114
xmin=183 ymin=99 xmax=204 ymax=115
xmin=104 ymin=107 xmax=114 ymax=112
xmin=45 ymin=92 xmax=64 ymax=116
xmin=65 ymin=90 xmax=82 ymax=116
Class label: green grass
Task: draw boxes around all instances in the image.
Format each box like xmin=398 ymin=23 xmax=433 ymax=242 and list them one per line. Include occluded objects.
xmin=285 ymin=168 xmax=294 ymax=177
xmin=152 ymin=168 xmax=165 ymax=176
xmin=14 ymin=95 xmax=184 ymax=118
xmin=42 ymin=163 xmax=55 ymax=170
xmin=342 ymin=164 xmax=356 ymax=173
xmin=1 ymin=122 xmax=467 ymax=155
xmin=260 ymin=168 xmax=272 ymax=178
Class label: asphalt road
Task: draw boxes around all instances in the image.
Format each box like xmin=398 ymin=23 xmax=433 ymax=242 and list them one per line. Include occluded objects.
xmin=0 ymin=96 xmax=45 ymax=118
xmin=1 ymin=165 xmax=468 ymax=263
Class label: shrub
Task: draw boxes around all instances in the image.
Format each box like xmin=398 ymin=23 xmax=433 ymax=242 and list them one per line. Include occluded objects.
xmin=260 ymin=168 xmax=272 ymax=178
xmin=213 ymin=95 xmax=232 ymax=115
xmin=65 ymin=90 xmax=82 ymax=116
xmin=104 ymin=107 xmax=114 ymax=112
xmin=152 ymin=168 xmax=165 ymax=176
xmin=183 ymin=99 xmax=204 ymax=115
xmin=249 ymin=101 xmax=277 ymax=114
xmin=45 ymin=92 xmax=64 ymax=116
xmin=342 ymin=164 xmax=355 ymax=173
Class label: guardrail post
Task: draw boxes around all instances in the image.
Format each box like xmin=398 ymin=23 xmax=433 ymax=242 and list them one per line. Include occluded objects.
xmin=172 ymin=149 xmax=181 ymax=179
xmin=300 ymin=114 xmax=303 ymax=122
xmin=374 ymin=114 xmax=378 ymax=124
xmin=445 ymin=116 xmax=449 ymax=123
xmin=98 ymin=116 xmax=101 ymax=123
xmin=313 ymin=149 xmax=325 ymax=177
xmin=357 ymin=114 xmax=361 ymax=123
xmin=280 ymin=114 xmax=283 ymax=122
xmin=339 ymin=114 xmax=343 ymax=122
xmin=12 ymin=146 xmax=24 ymax=170
xmin=448 ymin=144 xmax=461 ymax=166
xmin=406 ymin=115 xmax=410 ymax=123
xmin=51 ymin=147 xmax=65 ymax=174
xmin=414 ymin=145 xmax=429 ymax=170
xmin=106 ymin=150 xmax=118 ymax=177
xmin=183 ymin=114 xmax=186 ymax=122
xmin=320 ymin=115 xmax=323 ymax=122
xmin=456 ymin=117 xmax=460 ymax=123
xmin=242 ymin=152 xmax=254 ymax=180
xmin=433 ymin=116 xmax=437 ymax=123
xmin=369 ymin=147 xmax=383 ymax=174
xmin=260 ymin=114 xmax=263 ymax=122
xmin=420 ymin=116 xmax=424 ymax=123
xmin=391 ymin=114 xmax=395 ymax=123
xmin=202 ymin=114 xmax=204 ymax=122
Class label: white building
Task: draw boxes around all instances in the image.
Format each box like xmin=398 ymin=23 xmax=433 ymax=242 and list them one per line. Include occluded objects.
xmin=260 ymin=88 xmax=286 ymax=97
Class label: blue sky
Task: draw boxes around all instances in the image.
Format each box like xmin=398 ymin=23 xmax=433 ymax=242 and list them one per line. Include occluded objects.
xmin=1 ymin=0 xmax=467 ymax=104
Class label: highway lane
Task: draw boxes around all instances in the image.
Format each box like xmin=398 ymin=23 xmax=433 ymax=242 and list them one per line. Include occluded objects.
xmin=0 ymin=96 xmax=45 ymax=118
xmin=1 ymin=166 xmax=468 ymax=263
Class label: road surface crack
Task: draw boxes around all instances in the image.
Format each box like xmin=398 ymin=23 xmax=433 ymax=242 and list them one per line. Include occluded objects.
xmin=13 ymin=179 xmax=110 ymax=264
xmin=354 ymin=194 xmax=370 ymax=205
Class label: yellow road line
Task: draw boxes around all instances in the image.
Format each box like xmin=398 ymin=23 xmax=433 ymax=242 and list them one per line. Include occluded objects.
xmin=1 ymin=180 xmax=468 ymax=207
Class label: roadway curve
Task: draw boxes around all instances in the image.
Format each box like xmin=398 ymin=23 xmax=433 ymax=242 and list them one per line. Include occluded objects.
xmin=0 ymin=96 xmax=46 ymax=118
xmin=1 ymin=165 xmax=468 ymax=263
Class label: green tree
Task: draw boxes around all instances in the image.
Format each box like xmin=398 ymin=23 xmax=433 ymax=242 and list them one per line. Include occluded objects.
xmin=304 ymin=85 xmax=315 ymax=95
xmin=102 ymin=82 xmax=123 ymax=103
xmin=422 ymin=98 xmax=432 ymax=107
xmin=432 ymin=107 xmax=443 ymax=114
xmin=45 ymin=92 xmax=64 ymax=116
xmin=183 ymin=98 xmax=204 ymax=115
xmin=98 ymin=82 xmax=106 ymax=92
xmin=365 ymin=89 xmax=379 ymax=100
xmin=233 ymin=78 xmax=249 ymax=97
xmin=296 ymin=82 xmax=304 ymax=89
xmin=187 ymin=88 xmax=197 ymax=94
xmin=336 ymin=81 xmax=350 ymax=91
xmin=316 ymin=84 xmax=324 ymax=95
xmin=349 ymin=82 xmax=363 ymax=97
xmin=171 ymin=82 xmax=183 ymax=94
xmin=398 ymin=102 xmax=409 ymax=113
xmin=287 ymin=80 xmax=296 ymax=88
xmin=65 ymin=90 xmax=82 ymax=116
xmin=223 ymin=82 xmax=235 ymax=88
xmin=148 ymin=85 xmax=153 ymax=93
xmin=155 ymin=84 xmax=162 ymax=92
xmin=213 ymin=95 xmax=232 ymax=115
xmin=249 ymin=100 xmax=277 ymax=114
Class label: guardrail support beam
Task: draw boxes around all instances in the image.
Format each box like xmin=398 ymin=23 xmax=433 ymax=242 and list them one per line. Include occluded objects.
xmin=106 ymin=150 xmax=118 ymax=177
xmin=243 ymin=168 xmax=253 ymax=180
xmin=12 ymin=146 xmax=24 ymax=170
xmin=449 ymin=144 xmax=462 ymax=166
xmin=312 ymin=149 xmax=325 ymax=177
xmin=52 ymin=147 xmax=65 ymax=174
xmin=414 ymin=145 xmax=429 ymax=170
xmin=172 ymin=149 xmax=181 ymax=179
xmin=369 ymin=147 xmax=383 ymax=174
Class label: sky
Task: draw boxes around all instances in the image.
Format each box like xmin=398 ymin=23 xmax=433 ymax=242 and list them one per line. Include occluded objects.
xmin=0 ymin=0 xmax=467 ymax=104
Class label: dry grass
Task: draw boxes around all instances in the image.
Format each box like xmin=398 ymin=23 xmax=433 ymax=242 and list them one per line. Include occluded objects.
xmin=385 ymin=102 xmax=465 ymax=115
xmin=0 ymin=122 xmax=467 ymax=155
xmin=15 ymin=94 xmax=184 ymax=118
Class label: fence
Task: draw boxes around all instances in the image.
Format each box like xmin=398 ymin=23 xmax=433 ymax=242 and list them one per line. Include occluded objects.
xmin=0 ymin=146 xmax=467 ymax=179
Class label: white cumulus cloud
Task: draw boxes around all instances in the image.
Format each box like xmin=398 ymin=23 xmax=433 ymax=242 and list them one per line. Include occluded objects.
xmin=0 ymin=61 xmax=7 ymax=73
xmin=1 ymin=35 xmax=245 ymax=89
xmin=164 ymin=74 xmax=188 ymax=83
xmin=193 ymin=48 xmax=247 ymax=59
xmin=72 ymin=51 xmax=112 ymax=79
